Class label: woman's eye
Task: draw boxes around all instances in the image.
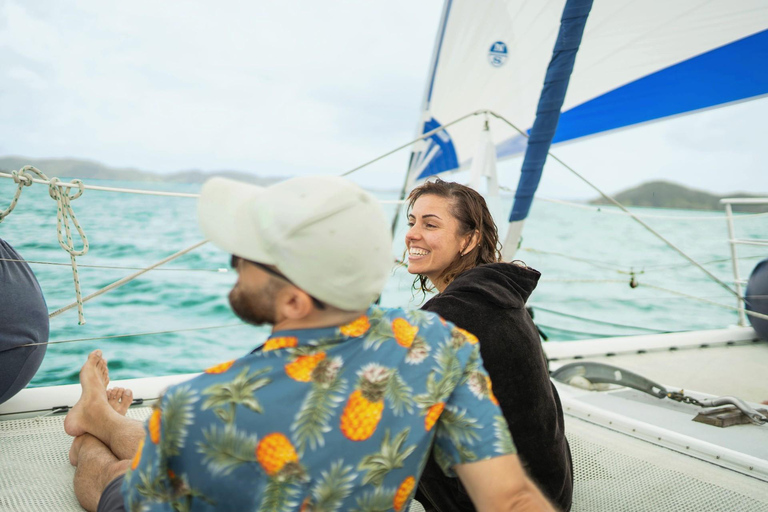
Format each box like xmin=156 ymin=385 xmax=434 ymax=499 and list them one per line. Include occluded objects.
xmin=426 ymin=224 xmax=437 ymax=229
xmin=407 ymin=222 xmax=414 ymax=227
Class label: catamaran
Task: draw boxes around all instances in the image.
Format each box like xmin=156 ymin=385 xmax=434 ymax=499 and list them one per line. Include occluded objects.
xmin=2 ymin=0 xmax=768 ymax=510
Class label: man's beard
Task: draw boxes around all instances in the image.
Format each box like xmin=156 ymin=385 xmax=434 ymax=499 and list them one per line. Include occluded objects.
xmin=228 ymin=281 xmax=279 ymax=326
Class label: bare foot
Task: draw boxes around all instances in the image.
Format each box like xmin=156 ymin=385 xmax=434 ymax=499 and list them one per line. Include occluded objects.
xmin=107 ymin=388 xmax=133 ymax=415
xmin=64 ymin=350 xmax=110 ymax=437
xmin=69 ymin=435 xmax=86 ymax=466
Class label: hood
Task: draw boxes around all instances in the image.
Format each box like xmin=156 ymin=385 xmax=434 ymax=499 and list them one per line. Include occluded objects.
xmin=441 ymin=262 xmax=540 ymax=309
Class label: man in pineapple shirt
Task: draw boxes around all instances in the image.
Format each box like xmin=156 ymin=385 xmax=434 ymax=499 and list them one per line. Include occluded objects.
xmin=64 ymin=176 xmax=555 ymax=512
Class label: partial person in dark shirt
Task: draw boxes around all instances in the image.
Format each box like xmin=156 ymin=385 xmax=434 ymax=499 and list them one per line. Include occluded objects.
xmin=405 ymin=179 xmax=573 ymax=512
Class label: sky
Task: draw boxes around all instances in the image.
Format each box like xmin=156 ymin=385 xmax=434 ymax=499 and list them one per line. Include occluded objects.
xmin=1 ymin=0 xmax=766 ymax=200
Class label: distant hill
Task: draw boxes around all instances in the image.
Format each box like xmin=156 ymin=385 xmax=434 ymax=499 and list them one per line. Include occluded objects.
xmin=590 ymin=181 xmax=768 ymax=213
xmin=0 ymin=156 xmax=283 ymax=186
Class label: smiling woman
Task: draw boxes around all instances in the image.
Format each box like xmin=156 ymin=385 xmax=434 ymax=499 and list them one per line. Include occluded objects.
xmin=405 ymin=179 xmax=500 ymax=294
xmin=404 ymin=179 xmax=574 ymax=512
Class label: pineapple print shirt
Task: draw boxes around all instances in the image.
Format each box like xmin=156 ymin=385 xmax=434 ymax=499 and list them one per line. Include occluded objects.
xmin=122 ymin=305 xmax=517 ymax=512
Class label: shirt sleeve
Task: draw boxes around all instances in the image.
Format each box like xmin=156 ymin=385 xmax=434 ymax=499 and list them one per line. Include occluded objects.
xmin=431 ymin=337 xmax=518 ymax=477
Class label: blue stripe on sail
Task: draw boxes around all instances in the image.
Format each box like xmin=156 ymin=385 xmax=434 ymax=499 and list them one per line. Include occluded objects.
xmin=509 ymin=0 xmax=594 ymax=223
xmin=416 ymin=118 xmax=459 ymax=179
xmin=497 ymin=29 xmax=768 ymax=162
xmin=553 ymin=29 xmax=768 ymax=144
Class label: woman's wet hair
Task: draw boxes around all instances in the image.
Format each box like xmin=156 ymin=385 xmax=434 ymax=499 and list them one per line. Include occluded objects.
xmin=406 ymin=178 xmax=502 ymax=294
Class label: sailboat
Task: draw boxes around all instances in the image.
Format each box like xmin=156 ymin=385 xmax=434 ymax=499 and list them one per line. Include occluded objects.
xmin=398 ymin=0 xmax=768 ymax=509
xmin=2 ymin=0 xmax=768 ymax=510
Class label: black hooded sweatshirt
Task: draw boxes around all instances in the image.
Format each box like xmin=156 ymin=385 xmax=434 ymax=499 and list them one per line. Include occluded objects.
xmin=416 ymin=262 xmax=572 ymax=512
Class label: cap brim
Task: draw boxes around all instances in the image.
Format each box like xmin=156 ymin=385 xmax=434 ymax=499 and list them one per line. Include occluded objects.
xmin=197 ymin=177 xmax=275 ymax=264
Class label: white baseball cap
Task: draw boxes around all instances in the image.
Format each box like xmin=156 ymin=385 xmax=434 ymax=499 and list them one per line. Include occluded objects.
xmin=197 ymin=175 xmax=393 ymax=310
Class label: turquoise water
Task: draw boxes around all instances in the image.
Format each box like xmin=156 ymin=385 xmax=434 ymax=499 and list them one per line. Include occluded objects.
xmin=1 ymin=178 xmax=765 ymax=388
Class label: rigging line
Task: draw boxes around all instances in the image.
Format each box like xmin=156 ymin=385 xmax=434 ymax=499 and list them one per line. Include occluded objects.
xmin=520 ymin=248 xmax=634 ymax=274
xmin=19 ymin=323 xmax=243 ymax=347
xmin=0 ymin=172 xmax=199 ymax=198
xmin=522 ymin=248 xmax=765 ymax=275
xmin=638 ymin=282 xmax=768 ymax=322
xmin=641 ymin=254 xmax=766 ymax=272
xmin=0 ymin=257 xmax=228 ymax=272
xmin=340 ymin=110 xmax=485 ymax=177
xmin=48 ymin=240 xmax=209 ymax=319
xmin=529 ymin=305 xmax=676 ymax=333
xmin=535 ymin=196 xmax=768 ymax=220
xmin=486 ymin=110 xmax=742 ymax=301
xmin=539 ymin=278 xmax=628 ymax=284
xmin=1 ymin=171 xmax=406 ymax=204
xmin=535 ymin=323 xmax=627 ymax=338
xmin=536 ymin=295 xmax=768 ymax=303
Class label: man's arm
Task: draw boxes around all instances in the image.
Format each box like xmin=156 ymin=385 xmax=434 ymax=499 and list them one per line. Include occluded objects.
xmin=454 ymin=454 xmax=557 ymax=512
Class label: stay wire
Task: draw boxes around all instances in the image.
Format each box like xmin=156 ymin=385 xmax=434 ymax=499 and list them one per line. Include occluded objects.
xmin=20 ymin=323 xmax=243 ymax=347
xmin=0 ymin=257 xmax=227 ymax=273
xmin=335 ymin=108 xmax=745 ymax=300
xmin=486 ymin=110 xmax=742 ymax=301
xmin=529 ymin=305 xmax=676 ymax=333
xmin=48 ymin=240 xmax=209 ymax=319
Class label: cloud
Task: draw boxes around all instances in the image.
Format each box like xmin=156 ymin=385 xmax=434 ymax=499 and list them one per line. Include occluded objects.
xmin=0 ymin=0 xmax=765 ymax=196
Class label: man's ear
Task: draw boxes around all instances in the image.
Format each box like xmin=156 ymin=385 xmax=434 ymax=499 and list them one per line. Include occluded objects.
xmin=461 ymin=229 xmax=480 ymax=256
xmin=277 ymin=286 xmax=316 ymax=321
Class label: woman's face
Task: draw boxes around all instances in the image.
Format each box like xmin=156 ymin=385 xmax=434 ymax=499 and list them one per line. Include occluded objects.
xmin=405 ymin=194 xmax=471 ymax=290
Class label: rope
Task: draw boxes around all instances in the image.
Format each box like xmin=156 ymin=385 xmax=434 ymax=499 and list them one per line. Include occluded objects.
xmin=47 ymin=174 xmax=90 ymax=324
xmin=3 ymin=167 xmax=92 ymax=323
xmin=19 ymin=322 xmax=242 ymax=347
xmin=49 ymin=240 xmax=209 ymax=319
xmin=1 ymin=171 xmax=406 ymax=203
xmin=530 ymin=305 xmax=676 ymax=333
xmin=536 ymin=323 xmax=622 ymax=338
xmin=0 ymin=171 xmax=198 ymax=198
xmin=0 ymin=167 xmax=36 ymax=222
xmin=0 ymin=257 xmax=228 ymax=272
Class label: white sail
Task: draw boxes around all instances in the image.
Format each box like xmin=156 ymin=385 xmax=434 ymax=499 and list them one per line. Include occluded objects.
xmin=408 ymin=0 xmax=768 ymax=184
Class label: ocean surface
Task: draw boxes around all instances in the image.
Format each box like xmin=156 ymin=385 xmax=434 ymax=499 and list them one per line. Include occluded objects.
xmin=1 ymin=178 xmax=765 ymax=388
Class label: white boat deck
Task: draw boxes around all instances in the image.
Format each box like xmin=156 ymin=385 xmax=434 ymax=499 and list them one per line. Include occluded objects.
xmin=2 ymin=329 xmax=767 ymax=511
xmin=2 ymin=403 xmax=768 ymax=511
xmin=546 ymin=327 xmax=768 ymax=403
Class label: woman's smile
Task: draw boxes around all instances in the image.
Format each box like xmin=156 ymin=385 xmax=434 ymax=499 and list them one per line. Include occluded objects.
xmin=405 ymin=194 xmax=469 ymax=289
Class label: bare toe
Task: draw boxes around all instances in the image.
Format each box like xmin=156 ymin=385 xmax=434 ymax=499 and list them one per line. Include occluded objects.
xmin=64 ymin=350 xmax=111 ymax=437
xmin=108 ymin=387 xmax=132 ymax=415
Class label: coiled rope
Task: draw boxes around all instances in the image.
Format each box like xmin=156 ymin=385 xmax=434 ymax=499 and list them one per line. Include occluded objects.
xmin=0 ymin=168 xmax=34 ymax=222
xmin=3 ymin=167 xmax=91 ymax=324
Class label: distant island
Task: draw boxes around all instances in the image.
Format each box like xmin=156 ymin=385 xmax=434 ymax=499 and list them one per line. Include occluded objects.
xmin=0 ymin=156 xmax=283 ymax=187
xmin=590 ymin=180 xmax=767 ymax=213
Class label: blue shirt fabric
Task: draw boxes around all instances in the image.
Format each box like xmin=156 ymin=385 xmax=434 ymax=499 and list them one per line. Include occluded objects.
xmin=122 ymin=305 xmax=516 ymax=512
